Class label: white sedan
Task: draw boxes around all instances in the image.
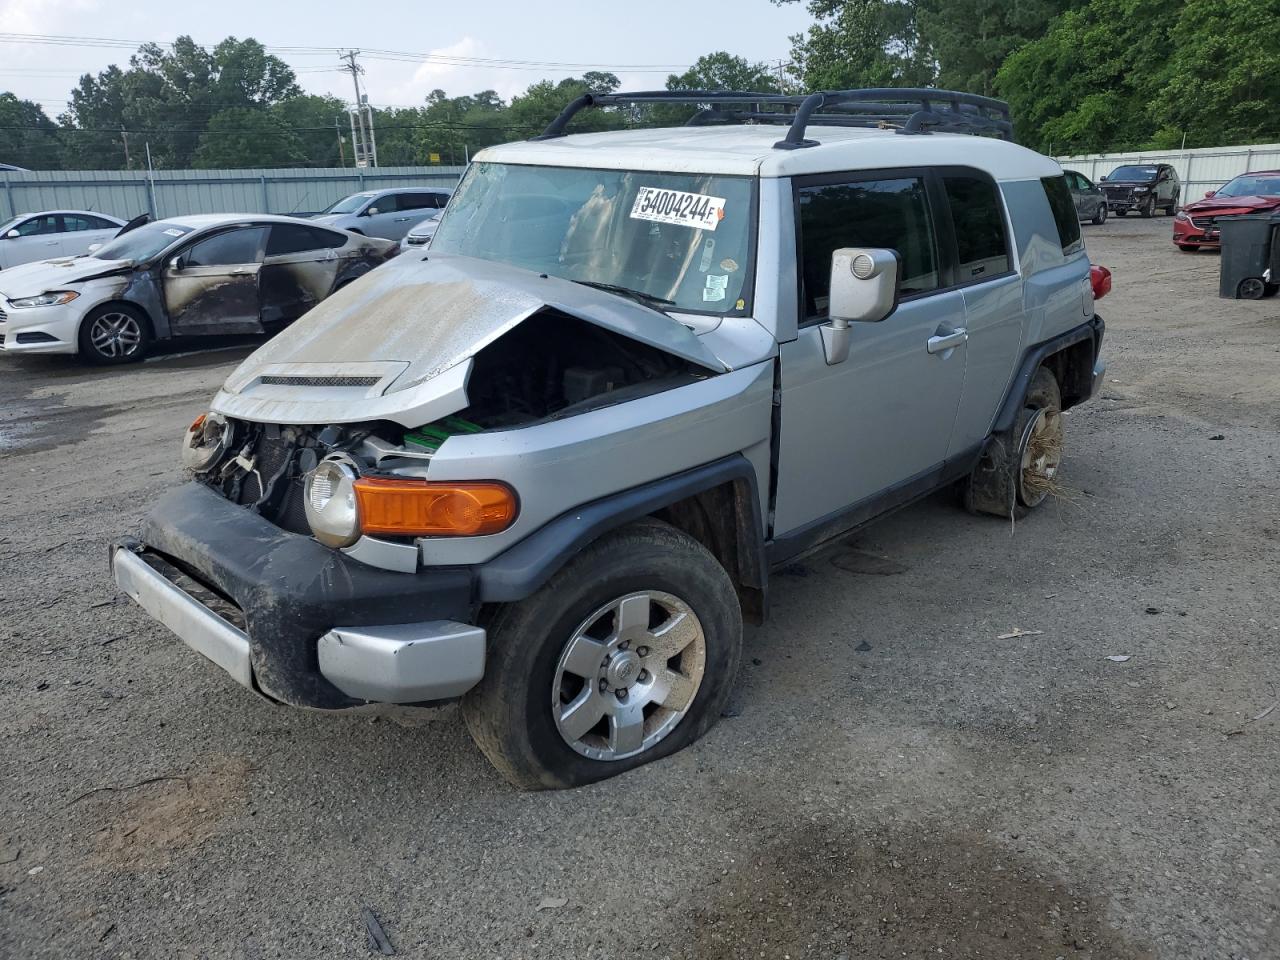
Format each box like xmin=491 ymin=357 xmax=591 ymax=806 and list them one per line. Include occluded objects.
xmin=0 ymin=210 xmax=126 ymax=269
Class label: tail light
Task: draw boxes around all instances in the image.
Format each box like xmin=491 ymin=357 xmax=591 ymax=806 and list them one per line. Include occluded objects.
xmin=1090 ymin=264 xmax=1112 ymax=300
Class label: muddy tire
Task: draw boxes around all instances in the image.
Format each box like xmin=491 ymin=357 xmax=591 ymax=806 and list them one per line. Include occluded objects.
xmin=963 ymin=367 xmax=1063 ymax=520
xmin=462 ymin=518 xmax=743 ymax=790
xmin=78 ymin=304 xmax=152 ymax=364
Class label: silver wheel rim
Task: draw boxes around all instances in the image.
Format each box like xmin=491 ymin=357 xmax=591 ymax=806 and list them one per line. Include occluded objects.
xmin=89 ymin=312 xmax=142 ymax=358
xmin=552 ymin=590 xmax=707 ymax=762
xmin=1018 ymin=407 xmax=1064 ymax=507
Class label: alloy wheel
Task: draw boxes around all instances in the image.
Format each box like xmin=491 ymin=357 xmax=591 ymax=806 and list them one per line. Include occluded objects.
xmin=552 ymin=590 xmax=706 ymax=761
xmin=89 ymin=312 xmax=142 ymax=359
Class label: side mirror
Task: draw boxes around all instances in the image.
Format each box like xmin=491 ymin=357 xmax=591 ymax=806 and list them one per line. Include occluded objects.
xmin=822 ymin=247 xmax=900 ymax=365
xmin=169 ymin=255 xmax=185 ymax=271
xmin=4 ymin=229 xmax=17 ymax=239
xmin=364 ymin=206 xmax=379 ymax=216
xmin=1205 ymin=190 xmax=1216 ymax=198
xmin=1099 ymin=175 xmax=1107 ymax=182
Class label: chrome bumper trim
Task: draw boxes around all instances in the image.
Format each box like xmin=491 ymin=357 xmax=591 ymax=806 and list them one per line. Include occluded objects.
xmin=111 ymin=547 xmax=254 ymax=690
xmin=318 ymin=621 xmax=486 ymax=703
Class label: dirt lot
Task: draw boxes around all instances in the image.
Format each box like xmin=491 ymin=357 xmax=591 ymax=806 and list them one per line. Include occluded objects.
xmin=1 ymin=216 xmax=1277 ymax=959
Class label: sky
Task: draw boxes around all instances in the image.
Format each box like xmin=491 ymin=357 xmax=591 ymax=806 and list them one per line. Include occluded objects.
xmin=0 ymin=0 xmax=813 ymax=116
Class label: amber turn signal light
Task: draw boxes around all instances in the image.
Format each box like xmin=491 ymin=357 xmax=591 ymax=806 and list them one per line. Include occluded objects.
xmin=353 ymin=478 xmax=518 ymax=537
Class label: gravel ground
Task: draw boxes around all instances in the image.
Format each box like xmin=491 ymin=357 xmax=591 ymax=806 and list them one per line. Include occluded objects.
xmin=1 ymin=216 xmax=1277 ymax=960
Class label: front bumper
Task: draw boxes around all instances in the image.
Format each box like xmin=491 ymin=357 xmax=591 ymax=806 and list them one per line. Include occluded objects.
xmin=0 ymin=299 xmax=81 ymax=354
xmin=112 ymin=482 xmax=484 ymax=709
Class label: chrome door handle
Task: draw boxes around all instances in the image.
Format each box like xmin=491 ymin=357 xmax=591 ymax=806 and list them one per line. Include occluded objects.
xmin=927 ymin=328 xmax=968 ymax=354
xmin=394 ymin=217 xmax=412 ymax=221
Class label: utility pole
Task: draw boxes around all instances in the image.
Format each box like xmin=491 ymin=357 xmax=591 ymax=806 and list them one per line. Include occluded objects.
xmin=339 ymin=49 xmax=375 ymax=167
xmin=120 ymin=124 xmax=131 ymax=169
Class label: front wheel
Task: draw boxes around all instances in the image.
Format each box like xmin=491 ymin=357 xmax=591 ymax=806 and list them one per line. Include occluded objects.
xmin=1140 ymin=196 xmax=1156 ymax=218
xmin=78 ymin=304 xmax=151 ymax=364
xmin=963 ymin=367 xmax=1064 ymax=520
xmin=463 ymin=518 xmax=743 ymax=790
xmin=1092 ymin=203 xmax=1107 ymax=225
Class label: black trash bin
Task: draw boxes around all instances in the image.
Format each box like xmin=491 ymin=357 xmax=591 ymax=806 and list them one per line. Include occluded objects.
xmin=1218 ymin=211 xmax=1280 ymax=299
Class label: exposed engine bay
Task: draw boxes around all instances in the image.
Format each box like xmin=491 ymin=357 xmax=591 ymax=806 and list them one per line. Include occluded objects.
xmin=186 ymin=314 xmax=707 ymax=536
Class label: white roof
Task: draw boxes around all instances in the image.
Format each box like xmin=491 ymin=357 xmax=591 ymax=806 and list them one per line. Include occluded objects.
xmin=161 ymin=213 xmax=323 ymax=229
xmin=476 ymin=124 xmax=1060 ymax=182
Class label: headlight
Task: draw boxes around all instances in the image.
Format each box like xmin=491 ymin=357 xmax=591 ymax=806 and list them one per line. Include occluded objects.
xmin=1133 ymin=187 xmax=1149 ymax=193
xmin=1174 ymin=212 xmax=1189 ymax=222
xmin=304 ymin=457 xmax=360 ymax=548
xmin=8 ymin=290 xmax=79 ymax=308
xmin=181 ymin=412 xmax=235 ymax=473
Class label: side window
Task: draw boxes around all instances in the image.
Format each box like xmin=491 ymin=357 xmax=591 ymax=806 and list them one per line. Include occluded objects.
xmin=1040 ymin=176 xmax=1083 ymax=256
xmin=88 ymin=215 xmax=119 ymax=230
xmin=60 ymin=215 xmax=95 ymax=232
xmin=940 ymin=175 xmax=1011 ymax=282
xmin=184 ymin=227 xmax=266 ymax=267
xmin=365 ymin=196 xmax=390 ymax=215
xmin=396 ymin=193 xmax=437 ymax=211
xmin=798 ymin=176 xmax=938 ymax=319
xmin=15 ymin=215 xmax=58 ymax=237
xmin=311 ymin=227 xmax=349 ymax=249
xmin=266 ymin=223 xmax=324 ymax=257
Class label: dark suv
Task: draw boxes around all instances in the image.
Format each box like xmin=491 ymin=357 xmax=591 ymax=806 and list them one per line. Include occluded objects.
xmin=1102 ymin=163 xmax=1180 ymax=218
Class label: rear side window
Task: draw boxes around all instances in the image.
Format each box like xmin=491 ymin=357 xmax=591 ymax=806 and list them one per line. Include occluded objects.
xmin=397 ymin=192 xmax=442 ymax=211
xmin=266 ymin=224 xmax=345 ymax=256
xmin=1041 ymin=176 xmax=1083 ymax=256
xmin=798 ymin=176 xmax=938 ymax=318
xmin=940 ymin=175 xmax=1011 ymax=282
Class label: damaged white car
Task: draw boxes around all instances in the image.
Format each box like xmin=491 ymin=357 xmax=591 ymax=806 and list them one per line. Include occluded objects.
xmin=0 ymin=214 xmax=397 ymax=363
xmin=111 ymin=89 xmax=1109 ymax=789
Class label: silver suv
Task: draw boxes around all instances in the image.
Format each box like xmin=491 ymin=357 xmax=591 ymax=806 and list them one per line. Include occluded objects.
xmin=312 ymin=187 xmax=452 ymax=241
xmin=112 ymin=90 xmax=1108 ymax=789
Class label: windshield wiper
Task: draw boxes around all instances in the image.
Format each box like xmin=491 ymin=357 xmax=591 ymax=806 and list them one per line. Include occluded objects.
xmin=571 ymin=280 xmax=676 ymax=311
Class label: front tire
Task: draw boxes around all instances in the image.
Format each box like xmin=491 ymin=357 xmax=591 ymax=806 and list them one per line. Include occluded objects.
xmin=78 ymin=304 xmax=151 ymax=364
xmin=963 ymin=367 xmax=1064 ymax=520
xmin=1140 ymin=196 xmax=1156 ymax=218
xmin=463 ymin=518 xmax=743 ymax=790
xmin=1092 ymin=203 xmax=1107 ymax=225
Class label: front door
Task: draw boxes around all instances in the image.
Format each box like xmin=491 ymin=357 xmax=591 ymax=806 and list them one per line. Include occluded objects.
xmin=164 ymin=226 xmax=267 ymax=335
xmin=773 ymin=173 xmax=967 ymax=537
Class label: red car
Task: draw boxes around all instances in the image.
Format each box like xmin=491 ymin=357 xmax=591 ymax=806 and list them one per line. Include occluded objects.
xmin=1173 ymin=170 xmax=1280 ymax=251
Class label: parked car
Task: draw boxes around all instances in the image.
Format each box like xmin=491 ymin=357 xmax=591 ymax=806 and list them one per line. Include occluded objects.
xmin=399 ymin=209 xmax=444 ymax=252
xmin=0 ymin=214 xmax=396 ymax=363
xmin=313 ymin=188 xmax=452 ymax=241
xmin=1064 ymin=170 xmax=1107 ymax=224
xmin=0 ymin=210 xmax=127 ymax=269
xmin=111 ymin=89 xmax=1107 ymax=789
xmin=1173 ymin=170 xmax=1280 ymax=251
xmin=1101 ymin=163 xmax=1180 ymax=218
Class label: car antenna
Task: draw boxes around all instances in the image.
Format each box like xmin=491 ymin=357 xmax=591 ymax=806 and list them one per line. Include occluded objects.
xmin=288 ymin=192 xmax=311 ymax=216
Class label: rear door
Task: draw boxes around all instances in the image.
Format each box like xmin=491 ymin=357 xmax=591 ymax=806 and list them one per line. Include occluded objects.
xmin=773 ymin=171 xmax=968 ymax=537
xmin=164 ymin=226 xmax=267 ymax=335
xmin=260 ymin=223 xmax=347 ymax=322
xmin=1 ymin=214 xmax=65 ymax=266
xmin=58 ymin=214 xmax=119 ymax=257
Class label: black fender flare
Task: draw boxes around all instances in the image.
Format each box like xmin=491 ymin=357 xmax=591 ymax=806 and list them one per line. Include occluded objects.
xmin=992 ymin=315 xmax=1105 ymax=435
xmin=476 ymin=454 xmax=766 ymax=605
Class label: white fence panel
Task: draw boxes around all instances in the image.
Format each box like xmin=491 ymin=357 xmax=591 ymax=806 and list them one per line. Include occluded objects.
xmin=1056 ymin=143 xmax=1280 ymax=196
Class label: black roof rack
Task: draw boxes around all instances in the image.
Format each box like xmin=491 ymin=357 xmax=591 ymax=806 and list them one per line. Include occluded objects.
xmin=533 ymin=88 xmax=1014 ymax=148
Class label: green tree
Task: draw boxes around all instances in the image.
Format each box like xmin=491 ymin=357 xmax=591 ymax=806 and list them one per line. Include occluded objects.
xmin=192 ymin=107 xmax=305 ymax=168
xmin=273 ymin=94 xmax=351 ymax=167
xmin=776 ymin=0 xmax=936 ymax=90
xmin=645 ymin=52 xmax=783 ymax=126
xmin=0 ymin=92 xmax=65 ymax=169
xmin=506 ymin=73 xmax=624 ymax=137
xmin=995 ymin=0 xmax=1175 ymax=153
xmin=1152 ymin=0 xmax=1280 ymax=147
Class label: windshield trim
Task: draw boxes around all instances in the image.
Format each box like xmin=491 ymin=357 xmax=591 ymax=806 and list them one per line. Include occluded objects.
xmin=432 ymin=161 xmax=760 ymax=320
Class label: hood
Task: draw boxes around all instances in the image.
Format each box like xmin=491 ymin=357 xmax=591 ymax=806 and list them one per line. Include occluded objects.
xmin=1185 ymin=194 xmax=1280 ymax=214
xmin=310 ymin=214 xmax=347 ymax=226
xmin=0 ymin=256 xmax=131 ymax=298
xmin=216 ymin=253 xmax=726 ymax=425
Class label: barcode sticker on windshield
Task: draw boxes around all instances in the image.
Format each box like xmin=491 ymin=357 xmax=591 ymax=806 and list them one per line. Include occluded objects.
xmin=163 ymin=228 xmax=185 ymax=237
xmin=631 ymin=187 xmax=726 ymax=231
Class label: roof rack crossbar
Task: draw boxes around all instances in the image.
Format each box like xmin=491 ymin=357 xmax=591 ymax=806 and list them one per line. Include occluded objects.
xmin=531 ymin=88 xmax=1014 ymax=147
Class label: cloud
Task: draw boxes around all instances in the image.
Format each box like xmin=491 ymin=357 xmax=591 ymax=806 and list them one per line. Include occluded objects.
xmin=0 ymin=0 xmax=99 ymax=34
xmin=381 ymin=35 xmax=527 ymax=105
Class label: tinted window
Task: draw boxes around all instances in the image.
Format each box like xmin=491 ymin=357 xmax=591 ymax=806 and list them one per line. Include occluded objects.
xmin=1041 ymin=176 xmax=1083 ymax=256
xmin=941 ymin=175 xmax=1010 ymax=282
xmin=15 ymin=215 xmax=58 ymax=237
xmin=312 ymin=227 xmax=348 ymax=249
xmin=266 ymin=224 xmax=348 ymax=255
xmin=798 ymin=176 xmax=938 ymax=317
xmin=396 ymin=192 xmax=440 ymax=211
xmin=60 ymin=215 xmax=96 ymax=232
xmin=185 ymin=227 xmax=266 ymax=267
xmin=88 ymin=215 xmax=118 ymax=229
xmin=1109 ymin=165 xmax=1158 ymax=181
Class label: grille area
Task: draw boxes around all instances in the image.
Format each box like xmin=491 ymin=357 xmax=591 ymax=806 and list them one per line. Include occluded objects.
xmin=1188 ymin=214 xmax=1218 ymax=232
xmin=260 ymin=375 xmax=381 ymax=388
xmin=231 ymin=432 xmax=312 ymax=535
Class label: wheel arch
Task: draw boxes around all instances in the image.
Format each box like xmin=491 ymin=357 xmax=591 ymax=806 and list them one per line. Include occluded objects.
xmin=992 ymin=316 xmax=1104 ymax=435
xmin=475 ymin=455 xmax=768 ymax=623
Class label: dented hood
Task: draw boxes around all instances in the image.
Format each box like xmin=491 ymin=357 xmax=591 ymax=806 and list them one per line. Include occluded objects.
xmin=224 ymin=252 xmax=725 ymax=399
xmin=0 ymin=256 xmax=132 ymax=298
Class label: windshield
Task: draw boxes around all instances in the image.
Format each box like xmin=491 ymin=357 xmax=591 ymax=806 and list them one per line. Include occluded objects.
xmin=92 ymin=221 xmax=194 ymax=262
xmin=1109 ymin=165 xmax=1158 ymax=181
xmin=323 ymin=192 xmax=375 ymax=215
xmin=430 ymin=162 xmax=755 ymax=315
xmin=1216 ymin=175 xmax=1280 ymax=198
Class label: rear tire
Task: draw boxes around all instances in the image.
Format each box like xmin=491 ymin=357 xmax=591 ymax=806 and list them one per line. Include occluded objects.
xmin=463 ymin=518 xmax=743 ymax=790
xmin=78 ymin=304 xmax=151 ymax=364
xmin=963 ymin=367 xmax=1064 ymax=520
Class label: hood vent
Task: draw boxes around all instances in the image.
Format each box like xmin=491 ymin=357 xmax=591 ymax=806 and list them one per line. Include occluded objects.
xmin=259 ymin=375 xmax=381 ymax=388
